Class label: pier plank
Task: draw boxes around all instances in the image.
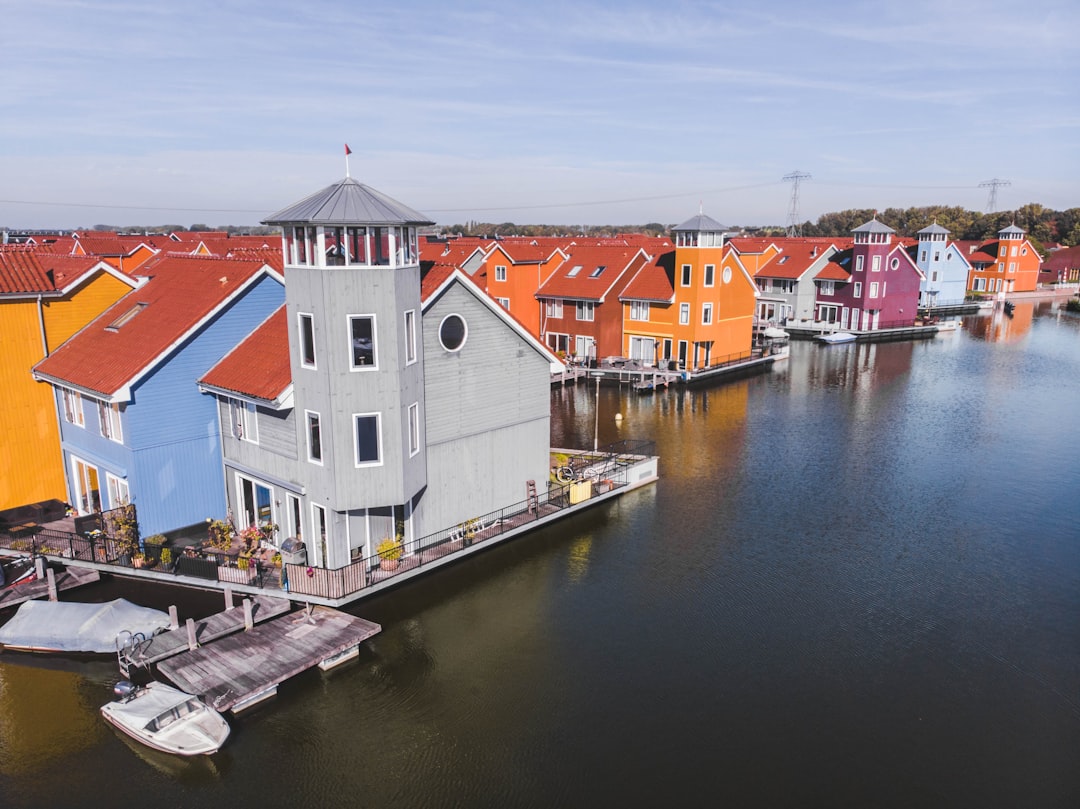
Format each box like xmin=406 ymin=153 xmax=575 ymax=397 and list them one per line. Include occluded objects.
xmin=157 ymin=606 xmax=380 ymax=712
xmin=0 ymin=565 xmax=100 ymax=610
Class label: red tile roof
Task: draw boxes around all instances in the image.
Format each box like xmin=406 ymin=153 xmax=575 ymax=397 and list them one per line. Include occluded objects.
xmin=200 ymin=306 xmax=291 ymax=402
xmin=33 ymin=254 xmax=278 ymax=398
xmin=620 ymin=251 xmax=675 ymax=302
xmin=1042 ymin=245 xmax=1080 ymax=271
xmin=420 ymin=262 xmax=457 ymax=301
xmin=535 ymin=245 xmax=647 ymax=301
xmin=756 ymin=242 xmax=837 ymax=280
xmin=815 ymin=249 xmax=854 ymax=281
xmin=0 ymin=248 xmax=111 ymax=294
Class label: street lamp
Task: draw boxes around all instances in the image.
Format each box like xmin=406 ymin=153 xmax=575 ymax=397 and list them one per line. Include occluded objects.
xmin=592 ymin=372 xmax=603 ymax=453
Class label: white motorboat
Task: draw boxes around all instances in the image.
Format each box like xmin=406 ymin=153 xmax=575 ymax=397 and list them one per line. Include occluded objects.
xmin=817 ymin=332 xmax=856 ymax=344
xmin=101 ymin=681 xmax=230 ymax=756
xmin=935 ymin=320 xmax=962 ymax=332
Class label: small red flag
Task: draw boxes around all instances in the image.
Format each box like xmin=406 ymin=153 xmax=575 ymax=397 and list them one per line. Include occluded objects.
xmin=345 ymin=144 xmax=352 ymax=155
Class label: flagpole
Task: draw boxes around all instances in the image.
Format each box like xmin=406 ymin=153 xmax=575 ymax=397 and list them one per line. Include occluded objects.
xmin=345 ymin=143 xmax=352 ymax=178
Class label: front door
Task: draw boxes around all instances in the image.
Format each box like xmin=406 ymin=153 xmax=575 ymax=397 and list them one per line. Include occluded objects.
xmin=237 ymin=475 xmax=273 ymax=530
xmin=71 ymin=456 xmax=101 ymax=515
xmin=629 ymin=336 xmax=656 ymax=366
xmin=575 ymin=335 xmax=595 ymax=363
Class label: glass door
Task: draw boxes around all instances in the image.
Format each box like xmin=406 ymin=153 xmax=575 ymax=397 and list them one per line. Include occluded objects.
xmin=71 ymin=456 xmax=101 ymax=514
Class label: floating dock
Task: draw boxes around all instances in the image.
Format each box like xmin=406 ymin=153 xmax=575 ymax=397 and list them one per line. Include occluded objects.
xmin=156 ymin=606 xmax=380 ymax=713
xmin=120 ymin=593 xmax=292 ymax=672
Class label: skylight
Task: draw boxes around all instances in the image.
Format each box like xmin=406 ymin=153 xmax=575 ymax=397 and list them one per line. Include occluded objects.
xmin=567 ymin=265 xmax=583 ymax=277
xmin=105 ymin=302 xmax=148 ymax=332
xmin=589 ymin=265 xmax=606 ymax=278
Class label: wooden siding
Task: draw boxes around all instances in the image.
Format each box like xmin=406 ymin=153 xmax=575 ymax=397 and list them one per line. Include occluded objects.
xmin=0 ymin=272 xmax=132 ymax=510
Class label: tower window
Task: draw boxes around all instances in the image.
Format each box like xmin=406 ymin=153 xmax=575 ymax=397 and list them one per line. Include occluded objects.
xmin=348 ymin=315 xmax=376 ymax=369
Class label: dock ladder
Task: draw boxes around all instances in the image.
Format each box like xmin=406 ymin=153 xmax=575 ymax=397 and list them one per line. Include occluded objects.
xmin=115 ymin=630 xmax=149 ymax=679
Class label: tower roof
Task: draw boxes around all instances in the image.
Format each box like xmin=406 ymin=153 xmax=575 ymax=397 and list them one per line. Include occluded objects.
xmin=999 ymin=224 xmax=1025 ymax=235
xmin=852 ymin=219 xmax=896 ymax=235
xmin=672 ymin=213 xmax=728 ymax=232
xmin=917 ymin=222 xmax=949 ymax=236
xmin=263 ymin=177 xmax=434 ymax=227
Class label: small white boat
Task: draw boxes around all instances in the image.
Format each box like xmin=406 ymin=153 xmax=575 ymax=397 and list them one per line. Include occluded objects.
xmin=817 ymin=332 xmax=856 ymax=344
xmin=935 ymin=320 xmax=962 ymax=332
xmin=101 ymin=681 xmax=230 ymax=756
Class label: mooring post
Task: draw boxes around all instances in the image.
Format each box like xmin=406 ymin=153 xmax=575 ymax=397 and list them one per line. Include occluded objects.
xmin=243 ymin=598 xmax=254 ymax=630
xmin=34 ymin=555 xmax=45 ymax=579
xmin=46 ymin=567 xmax=57 ymax=601
xmin=224 ymin=586 xmax=234 ymax=610
xmin=169 ymin=605 xmax=179 ymax=630
xmin=186 ymin=617 xmax=197 ymax=651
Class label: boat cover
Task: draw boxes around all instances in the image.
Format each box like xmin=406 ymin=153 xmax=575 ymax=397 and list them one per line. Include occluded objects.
xmin=0 ymin=598 xmax=170 ymax=653
xmin=105 ymin=682 xmax=198 ymax=730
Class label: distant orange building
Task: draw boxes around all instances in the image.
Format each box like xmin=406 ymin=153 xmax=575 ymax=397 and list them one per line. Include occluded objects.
xmin=961 ymin=224 xmax=1042 ymax=294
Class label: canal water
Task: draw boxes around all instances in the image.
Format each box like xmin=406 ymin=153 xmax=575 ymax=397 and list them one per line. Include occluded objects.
xmin=2 ymin=300 xmax=1078 ymax=808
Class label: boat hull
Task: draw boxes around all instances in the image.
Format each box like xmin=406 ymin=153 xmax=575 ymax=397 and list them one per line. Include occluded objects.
xmin=101 ymin=682 xmax=230 ymax=756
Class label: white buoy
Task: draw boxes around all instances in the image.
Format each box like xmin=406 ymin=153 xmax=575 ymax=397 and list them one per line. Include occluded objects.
xmin=615 ymin=413 xmax=623 ymax=421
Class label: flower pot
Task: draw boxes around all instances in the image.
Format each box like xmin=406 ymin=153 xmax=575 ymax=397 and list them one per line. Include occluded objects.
xmin=380 ymin=558 xmax=400 ymax=572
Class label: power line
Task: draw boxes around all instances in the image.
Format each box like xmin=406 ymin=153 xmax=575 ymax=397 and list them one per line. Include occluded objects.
xmin=782 ymin=171 xmax=811 ymax=236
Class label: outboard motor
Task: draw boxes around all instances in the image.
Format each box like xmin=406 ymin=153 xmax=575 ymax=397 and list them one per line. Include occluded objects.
xmin=113 ymin=680 xmax=138 ymax=701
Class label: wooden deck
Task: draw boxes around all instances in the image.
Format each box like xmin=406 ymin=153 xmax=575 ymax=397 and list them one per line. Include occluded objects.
xmin=0 ymin=563 xmax=101 ymax=610
xmin=123 ymin=594 xmax=292 ymax=669
xmin=157 ymin=606 xmax=380 ymax=713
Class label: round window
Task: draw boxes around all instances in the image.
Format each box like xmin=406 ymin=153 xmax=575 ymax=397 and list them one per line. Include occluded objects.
xmin=722 ymin=266 xmax=732 ymax=284
xmin=890 ymin=257 xmax=900 ymax=270
xmin=439 ymin=314 xmax=467 ymax=351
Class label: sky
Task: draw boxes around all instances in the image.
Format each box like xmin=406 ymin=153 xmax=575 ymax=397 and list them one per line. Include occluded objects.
xmin=1 ymin=0 xmax=1077 ymax=230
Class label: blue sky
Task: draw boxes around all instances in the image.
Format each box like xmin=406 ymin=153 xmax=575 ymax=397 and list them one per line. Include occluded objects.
xmin=1 ymin=0 xmax=1077 ymax=230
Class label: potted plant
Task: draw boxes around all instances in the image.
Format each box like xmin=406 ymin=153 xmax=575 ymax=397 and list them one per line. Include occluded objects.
xmin=159 ymin=547 xmax=174 ymax=571
xmin=132 ymin=552 xmax=146 ymax=569
xmin=206 ymin=519 xmax=235 ymax=550
xmin=376 ymin=536 xmax=404 ymax=571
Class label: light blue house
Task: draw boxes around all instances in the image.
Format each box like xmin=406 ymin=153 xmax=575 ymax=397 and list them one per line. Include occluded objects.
xmin=33 ymin=254 xmax=284 ymax=537
xmin=910 ymin=223 xmax=970 ymax=308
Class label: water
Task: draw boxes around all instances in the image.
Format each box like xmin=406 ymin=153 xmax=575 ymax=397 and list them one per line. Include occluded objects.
xmin=2 ymin=300 xmax=1079 ymax=808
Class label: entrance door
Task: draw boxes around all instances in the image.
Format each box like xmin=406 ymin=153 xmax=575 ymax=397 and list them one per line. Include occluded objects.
xmin=237 ymin=475 xmax=273 ymax=530
xmin=629 ymin=336 xmax=656 ymax=366
xmin=70 ymin=457 xmax=101 ymax=515
xmin=574 ymin=335 xmax=595 ymax=363
xmin=677 ymin=340 xmax=688 ymax=369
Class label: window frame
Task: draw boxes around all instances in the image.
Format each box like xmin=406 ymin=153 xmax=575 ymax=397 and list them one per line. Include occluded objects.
xmin=679 ymin=302 xmax=690 ymax=325
xmin=352 ymin=412 xmax=382 ymax=468
xmin=305 ymin=410 xmax=323 ymax=465
xmin=702 ymin=302 xmax=713 ymax=325
xmin=347 ymin=314 xmax=377 ymax=371
xmin=408 ymin=402 xmax=421 ymax=457
xmin=575 ymin=300 xmax=595 ymax=322
xmin=62 ymin=388 xmax=84 ymax=427
xmin=404 ymin=309 xmax=417 ymax=366
xmin=98 ymin=400 xmax=123 ymax=443
xmin=298 ymin=312 xmax=317 ymax=369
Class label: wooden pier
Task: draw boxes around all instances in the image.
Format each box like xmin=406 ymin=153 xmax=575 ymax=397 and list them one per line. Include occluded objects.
xmin=0 ymin=560 xmax=100 ymax=610
xmin=120 ymin=593 xmax=292 ymax=672
xmin=156 ymin=606 xmax=380 ymax=713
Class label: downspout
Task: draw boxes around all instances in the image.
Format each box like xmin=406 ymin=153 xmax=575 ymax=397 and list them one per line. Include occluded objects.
xmin=37 ymin=293 xmax=49 ymax=356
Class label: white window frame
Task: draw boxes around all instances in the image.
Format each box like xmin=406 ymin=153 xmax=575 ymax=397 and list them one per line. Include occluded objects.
xmin=408 ymin=402 xmax=420 ymax=458
xmin=229 ymin=397 xmax=259 ymax=444
xmin=575 ymin=301 xmax=595 ymax=322
xmin=105 ymin=473 xmax=129 ymax=508
xmin=855 ymin=255 xmax=864 ymax=272
xmin=286 ymin=493 xmax=303 ymax=544
xmin=681 ymin=264 xmax=692 ymax=286
xmin=702 ymin=302 xmax=713 ymax=325
xmin=98 ymin=400 xmax=123 ymax=443
xmin=820 ymin=281 xmax=835 ymax=296
xmin=869 ymin=282 xmax=879 ymax=298
xmin=494 ymin=264 xmax=507 ymax=282
xmin=348 ymin=314 xmax=377 ymax=371
xmin=298 ymin=312 xmax=317 ymax=369
xmin=306 ymin=410 xmax=323 ymax=465
xmin=629 ymin=301 xmax=650 ymax=321
xmin=545 ymin=299 xmax=563 ymax=318
xmin=496 ymin=297 xmax=510 ymax=310
xmin=679 ymin=302 xmax=690 ymax=325
xmin=871 ymin=255 xmax=881 ymax=271
xmin=353 ymin=412 xmax=382 ymax=467
xmin=404 ymin=309 xmax=417 ymax=366
xmin=853 ymin=282 xmax=862 ymax=297
xmin=704 ymin=264 xmax=715 ymax=287
xmin=62 ymin=388 xmax=84 ymax=427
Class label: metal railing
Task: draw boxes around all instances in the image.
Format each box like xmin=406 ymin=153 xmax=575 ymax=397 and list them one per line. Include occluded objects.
xmin=1 ymin=442 xmax=656 ymax=602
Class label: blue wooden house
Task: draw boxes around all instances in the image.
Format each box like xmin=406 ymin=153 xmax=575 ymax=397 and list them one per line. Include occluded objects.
xmin=33 ymin=254 xmax=284 ymax=537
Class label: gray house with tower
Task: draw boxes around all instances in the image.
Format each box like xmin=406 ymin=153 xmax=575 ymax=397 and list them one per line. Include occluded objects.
xmin=199 ymin=177 xmax=559 ymax=570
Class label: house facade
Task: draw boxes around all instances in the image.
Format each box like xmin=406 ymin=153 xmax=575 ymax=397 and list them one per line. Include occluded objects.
xmin=198 ymin=178 xmax=559 ymax=570
xmin=0 ymin=250 xmax=139 ymax=510
xmin=669 ymin=213 xmax=757 ymax=370
xmin=752 ymin=239 xmax=839 ymax=326
xmin=910 ymin=223 xmax=970 ymax=308
xmin=32 ymin=254 xmax=285 ymax=535
xmin=963 ymin=224 xmax=1042 ymax=294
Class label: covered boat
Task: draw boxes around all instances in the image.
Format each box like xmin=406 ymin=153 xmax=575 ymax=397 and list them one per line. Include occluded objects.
xmin=817 ymin=332 xmax=856 ymax=344
xmin=101 ymin=681 xmax=230 ymax=756
xmin=0 ymin=598 xmax=170 ymax=653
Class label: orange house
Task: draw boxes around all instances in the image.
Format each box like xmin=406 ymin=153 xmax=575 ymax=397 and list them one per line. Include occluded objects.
xmin=479 ymin=241 xmax=566 ymax=337
xmin=72 ymin=233 xmax=158 ymax=274
xmin=962 ymin=224 xmax=1042 ymax=294
xmin=0 ymin=249 xmax=139 ymax=510
xmin=669 ymin=214 xmax=758 ymax=370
